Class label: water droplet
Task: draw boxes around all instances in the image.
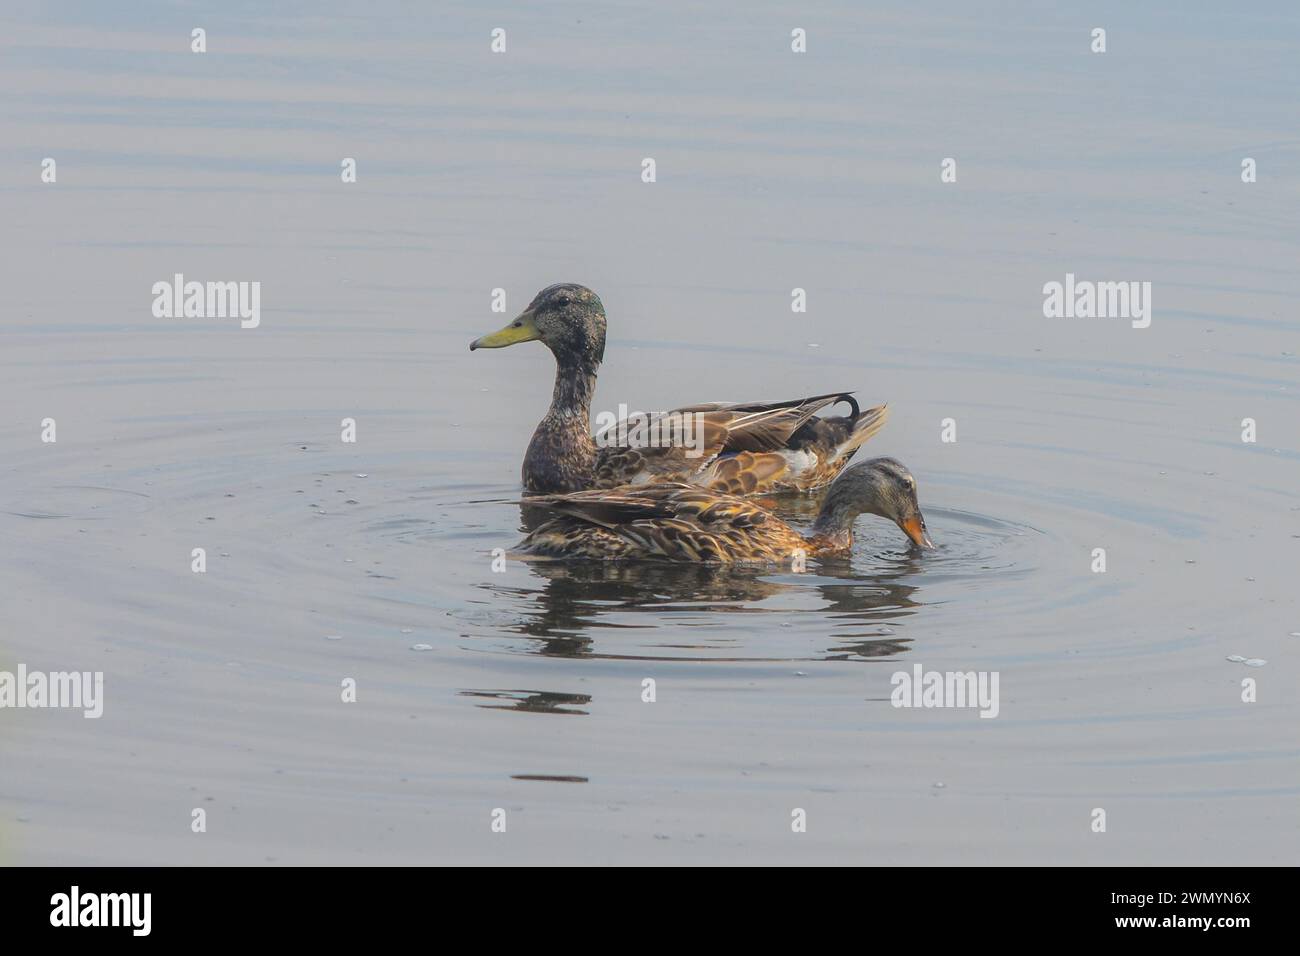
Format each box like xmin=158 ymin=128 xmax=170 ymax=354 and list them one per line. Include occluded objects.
xmin=1225 ymin=655 xmax=1245 ymax=662
xmin=325 ymin=634 xmax=342 ymax=641
xmin=411 ymin=643 xmax=433 ymax=651
xmin=1244 ymin=658 xmax=1266 ymax=667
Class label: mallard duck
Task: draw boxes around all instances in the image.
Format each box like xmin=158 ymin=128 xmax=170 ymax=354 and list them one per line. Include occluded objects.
xmin=516 ymin=457 xmax=933 ymax=563
xmin=470 ymin=283 xmax=889 ymax=494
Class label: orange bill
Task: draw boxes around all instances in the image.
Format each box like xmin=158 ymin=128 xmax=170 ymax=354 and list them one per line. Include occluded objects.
xmin=901 ymin=514 xmax=935 ymax=549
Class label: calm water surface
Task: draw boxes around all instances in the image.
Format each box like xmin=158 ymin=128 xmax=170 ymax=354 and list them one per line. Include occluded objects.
xmin=1 ymin=1 xmax=1298 ymax=864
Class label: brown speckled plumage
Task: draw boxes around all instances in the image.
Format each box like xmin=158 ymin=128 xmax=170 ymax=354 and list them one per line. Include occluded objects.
xmin=518 ymin=458 xmax=934 ymax=564
xmin=471 ymin=284 xmax=889 ymax=495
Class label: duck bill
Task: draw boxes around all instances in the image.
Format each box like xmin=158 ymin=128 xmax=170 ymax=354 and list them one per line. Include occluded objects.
xmin=470 ymin=311 xmax=540 ymax=350
xmin=900 ymin=514 xmax=935 ymax=549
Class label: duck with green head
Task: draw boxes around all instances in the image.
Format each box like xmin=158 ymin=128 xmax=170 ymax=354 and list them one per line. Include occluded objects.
xmin=471 ymin=283 xmax=891 ymax=495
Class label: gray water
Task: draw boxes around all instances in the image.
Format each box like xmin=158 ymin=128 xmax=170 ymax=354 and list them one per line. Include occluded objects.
xmin=2 ymin=1 xmax=1298 ymax=865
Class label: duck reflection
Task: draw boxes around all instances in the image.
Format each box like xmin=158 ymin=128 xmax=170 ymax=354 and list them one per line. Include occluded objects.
xmin=493 ymin=559 xmax=794 ymax=657
xmin=479 ymin=505 xmax=929 ymax=661
xmin=458 ymin=689 xmax=591 ymax=715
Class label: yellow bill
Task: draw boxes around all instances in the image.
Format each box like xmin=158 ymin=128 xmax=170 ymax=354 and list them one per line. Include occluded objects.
xmin=470 ymin=312 xmax=540 ymax=350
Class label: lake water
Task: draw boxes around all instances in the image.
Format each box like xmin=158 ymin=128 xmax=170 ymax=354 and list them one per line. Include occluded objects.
xmin=2 ymin=1 xmax=1298 ymax=864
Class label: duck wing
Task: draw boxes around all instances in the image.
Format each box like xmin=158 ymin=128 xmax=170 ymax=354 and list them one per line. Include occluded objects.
xmin=696 ymin=402 xmax=890 ymax=495
xmin=668 ymin=391 xmax=851 ymax=452
xmin=591 ymin=392 xmax=861 ymax=489
xmin=519 ymin=484 xmax=803 ymax=562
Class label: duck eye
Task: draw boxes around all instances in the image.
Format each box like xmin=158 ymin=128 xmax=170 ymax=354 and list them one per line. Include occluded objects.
xmin=511 ymin=320 xmax=522 ymax=327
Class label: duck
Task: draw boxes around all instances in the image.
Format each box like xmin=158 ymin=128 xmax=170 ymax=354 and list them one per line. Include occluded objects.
xmin=515 ymin=457 xmax=934 ymax=563
xmin=470 ymin=283 xmax=889 ymax=495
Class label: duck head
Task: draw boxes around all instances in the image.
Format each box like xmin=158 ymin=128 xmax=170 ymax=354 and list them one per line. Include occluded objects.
xmin=470 ymin=283 xmax=606 ymax=371
xmin=811 ymin=458 xmax=934 ymax=550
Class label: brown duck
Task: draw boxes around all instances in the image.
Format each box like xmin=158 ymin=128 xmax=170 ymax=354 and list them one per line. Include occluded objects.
xmin=470 ymin=283 xmax=889 ymax=494
xmin=517 ymin=458 xmax=934 ymax=563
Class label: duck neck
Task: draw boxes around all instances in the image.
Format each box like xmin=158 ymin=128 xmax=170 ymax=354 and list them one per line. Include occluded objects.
xmin=805 ymin=526 xmax=853 ymax=554
xmin=522 ymin=352 xmax=599 ymax=493
xmin=549 ymin=353 xmax=598 ymax=421
xmin=808 ymin=487 xmax=868 ymax=553
xmin=812 ymin=497 xmax=858 ymax=537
